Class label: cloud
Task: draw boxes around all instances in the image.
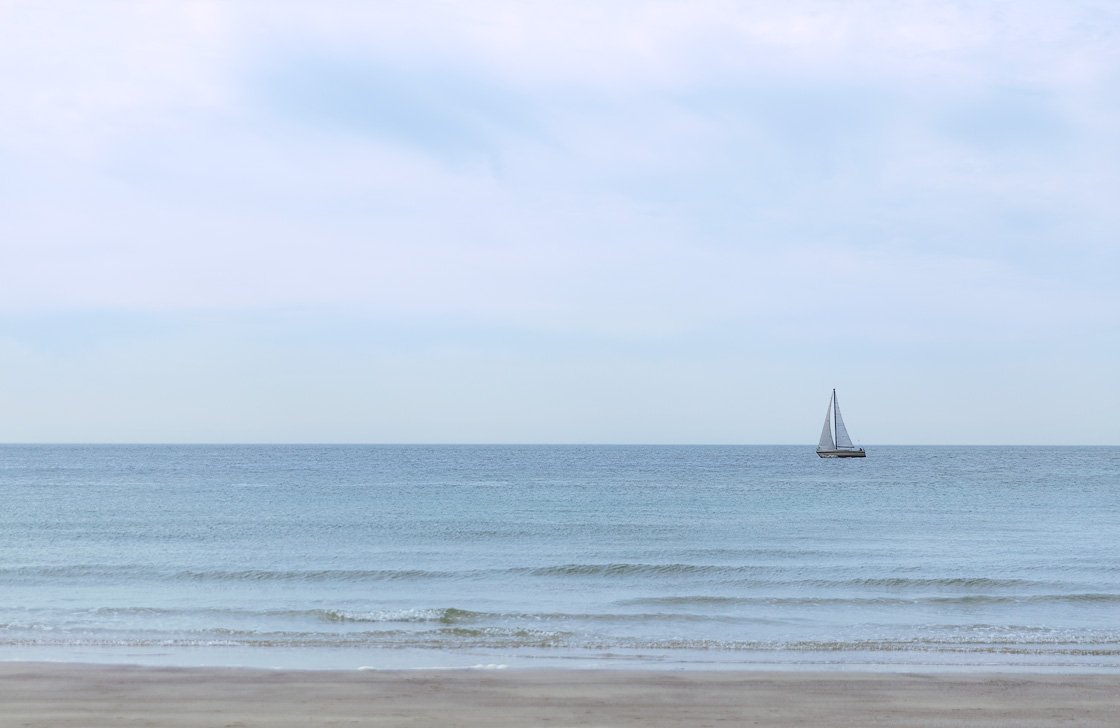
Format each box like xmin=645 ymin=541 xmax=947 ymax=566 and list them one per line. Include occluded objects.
xmin=1 ymin=1 xmax=1118 ymax=442
xmin=2 ymin=0 xmax=1116 ymax=328
xmin=252 ymin=53 xmax=538 ymax=163
xmin=0 ymin=0 xmax=230 ymax=156
xmin=937 ymin=86 xmax=1069 ymax=149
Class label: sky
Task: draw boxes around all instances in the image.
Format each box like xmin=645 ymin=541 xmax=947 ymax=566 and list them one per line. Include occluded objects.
xmin=1 ymin=0 xmax=1117 ymax=445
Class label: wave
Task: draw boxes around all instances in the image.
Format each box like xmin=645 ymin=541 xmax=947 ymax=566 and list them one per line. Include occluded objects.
xmin=14 ymin=596 xmax=1118 ymax=641
xmin=618 ymin=593 xmax=1120 ymax=607
xmin=5 ymin=631 xmax=1120 ymax=656
xmin=5 ymin=564 xmax=1116 ymax=599
xmin=305 ymin=608 xmax=743 ymax=625
xmin=5 ymin=562 xmax=761 ymax=581
xmin=175 ymin=568 xmax=459 ymax=582
xmin=498 ymin=567 xmax=1105 ymax=594
xmin=513 ymin=563 xmax=766 ymax=577
xmin=822 ymin=577 xmax=1041 ymax=589
xmin=0 ymin=565 xmax=460 ymax=582
xmin=311 ymin=608 xmax=483 ymax=624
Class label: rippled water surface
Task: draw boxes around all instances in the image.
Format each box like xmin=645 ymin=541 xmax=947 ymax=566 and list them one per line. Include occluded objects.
xmin=2 ymin=445 xmax=1117 ymax=670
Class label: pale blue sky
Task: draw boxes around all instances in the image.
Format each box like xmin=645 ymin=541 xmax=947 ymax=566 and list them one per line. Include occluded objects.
xmin=1 ymin=1 xmax=1117 ymax=444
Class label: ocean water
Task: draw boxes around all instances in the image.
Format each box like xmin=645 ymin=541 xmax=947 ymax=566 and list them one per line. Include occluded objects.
xmin=1 ymin=444 xmax=1118 ymax=672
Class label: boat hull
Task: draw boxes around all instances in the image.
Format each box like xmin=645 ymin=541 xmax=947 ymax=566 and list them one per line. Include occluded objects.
xmin=817 ymin=449 xmax=866 ymax=458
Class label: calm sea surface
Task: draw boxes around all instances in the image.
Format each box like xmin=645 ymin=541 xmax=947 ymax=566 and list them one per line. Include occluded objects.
xmin=1 ymin=445 xmax=1117 ymax=671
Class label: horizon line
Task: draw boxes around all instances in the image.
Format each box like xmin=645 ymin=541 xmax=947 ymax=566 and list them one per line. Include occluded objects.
xmin=0 ymin=442 xmax=1114 ymax=448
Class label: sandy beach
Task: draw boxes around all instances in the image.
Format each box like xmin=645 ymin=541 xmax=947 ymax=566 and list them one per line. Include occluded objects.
xmin=1 ymin=664 xmax=1117 ymax=727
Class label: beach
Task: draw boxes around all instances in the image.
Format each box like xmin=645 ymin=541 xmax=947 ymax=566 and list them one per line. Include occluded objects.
xmin=2 ymin=664 xmax=1118 ymax=727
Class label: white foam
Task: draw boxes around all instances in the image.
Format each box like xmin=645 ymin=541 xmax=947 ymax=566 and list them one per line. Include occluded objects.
xmin=357 ymin=664 xmax=508 ymax=671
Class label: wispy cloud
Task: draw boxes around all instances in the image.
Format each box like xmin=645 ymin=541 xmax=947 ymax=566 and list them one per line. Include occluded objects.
xmin=0 ymin=1 xmax=1117 ymax=442
xmin=253 ymin=53 xmax=539 ymax=163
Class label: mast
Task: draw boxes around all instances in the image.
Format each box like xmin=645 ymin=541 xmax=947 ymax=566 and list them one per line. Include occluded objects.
xmin=832 ymin=388 xmax=837 ymax=441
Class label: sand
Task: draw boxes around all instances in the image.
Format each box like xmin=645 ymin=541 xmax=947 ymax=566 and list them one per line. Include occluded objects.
xmin=1 ymin=663 xmax=1118 ymax=727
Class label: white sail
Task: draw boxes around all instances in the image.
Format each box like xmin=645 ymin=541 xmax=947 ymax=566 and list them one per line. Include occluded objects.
xmin=815 ymin=389 xmax=864 ymax=457
xmin=833 ymin=390 xmax=855 ymax=449
xmin=817 ymin=395 xmax=835 ymax=451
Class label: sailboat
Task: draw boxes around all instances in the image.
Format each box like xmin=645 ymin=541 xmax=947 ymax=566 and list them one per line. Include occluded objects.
xmin=817 ymin=389 xmax=866 ymax=458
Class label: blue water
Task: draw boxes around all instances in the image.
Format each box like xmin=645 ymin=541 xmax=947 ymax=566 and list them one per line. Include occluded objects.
xmin=1 ymin=445 xmax=1118 ymax=671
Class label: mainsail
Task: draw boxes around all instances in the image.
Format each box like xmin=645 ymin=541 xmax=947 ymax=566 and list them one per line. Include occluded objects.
xmin=818 ymin=398 xmax=835 ymax=451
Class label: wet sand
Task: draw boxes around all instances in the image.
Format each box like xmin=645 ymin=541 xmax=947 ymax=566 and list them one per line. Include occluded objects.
xmin=1 ymin=663 xmax=1118 ymax=727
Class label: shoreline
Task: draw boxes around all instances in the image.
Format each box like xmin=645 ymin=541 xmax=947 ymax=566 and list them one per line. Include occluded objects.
xmin=3 ymin=663 xmax=1119 ymax=727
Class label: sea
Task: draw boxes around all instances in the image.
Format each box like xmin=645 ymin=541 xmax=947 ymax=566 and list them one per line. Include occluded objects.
xmin=1 ymin=445 xmax=1118 ymax=672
